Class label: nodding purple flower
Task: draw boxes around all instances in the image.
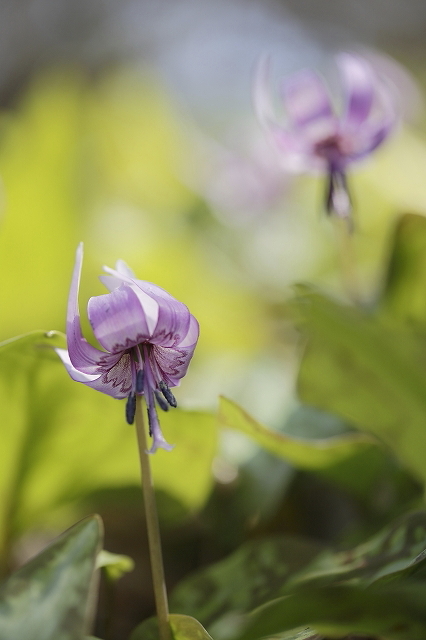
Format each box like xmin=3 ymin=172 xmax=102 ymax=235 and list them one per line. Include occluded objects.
xmin=254 ymin=52 xmax=396 ymax=220
xmin=56 ymin=244 xmax=199 ymax=453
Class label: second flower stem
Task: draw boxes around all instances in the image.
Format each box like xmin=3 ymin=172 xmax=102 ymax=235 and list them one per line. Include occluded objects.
xmin=333 ymin=217 xmax=360 ymax=306
xmin=134 ymin=396 xmax=172 ymax=640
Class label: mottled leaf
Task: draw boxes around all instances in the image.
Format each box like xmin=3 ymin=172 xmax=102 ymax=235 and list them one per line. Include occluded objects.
xmin=170 ymin=536 xmax=322 ymax=630
xmin=286 ymin=510 xmax=426 ymax=590
xmin=235 ymin=582 xmax=426 ymax=640
xmin=0 ymin=516 xmax=102 ymax=640
xmin=218 ymin=396 xmax=375 ymax=470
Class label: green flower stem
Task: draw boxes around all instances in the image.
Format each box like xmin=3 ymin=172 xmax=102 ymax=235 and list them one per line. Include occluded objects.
xmin=333 ymin=216 xmax=360 ymax=305
xmin=135 ymin=396 xmax=172 ymax=640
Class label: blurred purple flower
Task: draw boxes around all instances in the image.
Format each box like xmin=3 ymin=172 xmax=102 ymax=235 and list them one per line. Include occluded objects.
xmin=254 ymin=52 xmax=396 ymax=219
xmin=56 ymin=244 xmax=199 ymax=453
xmin=184 ymin=126 xmax=288 ymax=224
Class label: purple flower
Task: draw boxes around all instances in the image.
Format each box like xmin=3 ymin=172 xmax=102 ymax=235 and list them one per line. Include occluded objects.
xmin=254 ymin=52 xmax=396 ymax=219
xmin=56 ymin=244 xmax=199 ymax=453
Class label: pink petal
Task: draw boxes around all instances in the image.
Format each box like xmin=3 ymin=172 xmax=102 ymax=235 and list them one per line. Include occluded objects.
xmin=56 ymin=347 xmax=132 ymax=398
xmin=87 ymin=284 xmax=152 ymax=353
xmin=135 ymin=281 xmax=191 ymax=348
xmin=347 ymin=119 xmax=395 ymax=162
xmin=253 ymin=54 xmax=279 ymax=131
xmin=153 ymin=342 xmax=197 ymax=388
xmin=282 ymin=69 xmax=335 ymax=131
xmin=179 ymin=314 xmax=200 ymax=348
xmin=338 ymin=53 xmax=374 ymax=129
xmin=67 ymin=243 xmax=119 ymax=374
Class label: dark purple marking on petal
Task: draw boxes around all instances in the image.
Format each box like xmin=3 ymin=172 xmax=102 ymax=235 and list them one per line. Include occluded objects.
xmin=79 ymin=352 xmax=133 ymax=398
xmin=153 ymin=342 xmax=197 ymax=387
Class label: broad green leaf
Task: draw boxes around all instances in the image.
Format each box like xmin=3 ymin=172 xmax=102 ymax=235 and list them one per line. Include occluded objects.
xmin=286 ymin=510 xmax=426 ymax=590
xmin=171 ymin=615 xmax=214 ymax=640
xmin=278 ymin=406 xmax=421 ymax=511
xmin=0 ymin=332 xmax=217 ymax=560
xmin=218 ymin=396 xmax=376 ymax=470
xmin=0 ymin=515 xmax=102 ymax=640
xmin=234 ymin=582 xmax=426 ymax=640
xmin=295 ymin=291 xmax=426 ymax=484
xmin=129 ymin=614 xmax=212 ymax=640
xmin=150 ymin=409 xmax=217 ymax=510
xmin=170 ymin=536 xmax=322 ymax=630
xmin=380 ymin=213 xmax=426 ymax=325
xmin=96 ymin=549 xmax=134 ymax=581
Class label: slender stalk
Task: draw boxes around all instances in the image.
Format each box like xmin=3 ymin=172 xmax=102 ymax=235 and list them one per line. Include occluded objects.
xmin=134 ymin=396 xmax=172 ymax=640
xmin=333 ymin=216 xmax=361 ymax=306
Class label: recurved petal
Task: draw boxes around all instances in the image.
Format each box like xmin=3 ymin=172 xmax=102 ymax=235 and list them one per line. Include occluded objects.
xmin=100 ymin=260 xmax=136 ymax=290
xmin=87 ymin=284 xmax=152 ymax=353
xmin=67 ymin=243 xmax=116 ymax=374
xmin=55 ymin=348 xmax=102 ymax=383
xmin=338 ymin=53 xmax=374 ymax=129
xmin=282 ymin=69 xmax=335 ymax=131
xmin=347 ymin=118 xmax=395 ymax=162
xmin=179 ymin=314 xmax=200 ymax=348
xmin=135 ymin=281 xmax=191 ymax=348
xmin=102 ymin=264 xmax=194 ymax=348
xmin=253 ymin=54 xmax=279 ymax=130
xmin=56 ymin=348 xmax=132 ymax=398
xmin=153 ymin=341 xmax=197 ymax=388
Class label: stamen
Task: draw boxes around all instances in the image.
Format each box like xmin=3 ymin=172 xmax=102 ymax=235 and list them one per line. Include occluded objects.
xmin=146 ymin=398 xmax=154 ymax=437
xmin=136 ymin=369 xmax=144 ymax=394
xmin=125 ymin=393 xmax=137 ymax=425
xmin=159 ymin=380 xmax=177 ymax=408
xmin=154 ymin=390 xmax=169 ymax=412
xmin=325 ymin=168 xmax=352 ymax=226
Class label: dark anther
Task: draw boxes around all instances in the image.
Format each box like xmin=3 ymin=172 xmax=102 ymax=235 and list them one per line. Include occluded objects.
xmin=136 ymin=369 xmax=144 ymax=394
xmin=155 ymin=390 xmax=169 ymax=412
xmin=159 ymin=380 xmax=177 ymax=408
xmin=325 ymin=168 xmax=352 ymax=227
xmin=125 ymin=393 xmax=137 ymax=424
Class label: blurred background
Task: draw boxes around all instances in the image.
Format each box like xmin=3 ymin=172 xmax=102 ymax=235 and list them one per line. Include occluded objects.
xmin=1 ymin=1 xmax=426 ymax=638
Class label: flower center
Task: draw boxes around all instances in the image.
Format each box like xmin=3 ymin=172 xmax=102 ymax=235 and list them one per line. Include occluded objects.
xmin=124 ymin=344 xmax=177 ymax=428
xmin=314 ymin=134 xmax=348 ymax=167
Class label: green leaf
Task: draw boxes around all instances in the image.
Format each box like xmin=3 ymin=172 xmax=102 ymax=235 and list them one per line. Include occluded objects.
xmin=380 ymin=213 xmax=426 ymax=326
xmin=96 ymin=549 xmax=134 ymax=581
xmin=295 ymin=291 xmax=426 ymax=484
xmin=170 ymin=536 xmax=322 ymax=631
xmin=0 ymin=515 xmax=102 ymax=640
xmin=286 ymin=510 xmax=426 ymax=590
xmin=150 ymin=409 xmax=217 ymax=510
xmin=129 ymin=614 xmax=212 ymax=640
xmin=0 ymin=332 xmax=217 ymax=560
xmin=171 ymin=615 xmax=214 ymax=640
xmin=218 ymin=396 xmax=375 ymax=470
xmin=234 ymin=582 xmax=426 ymax=640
